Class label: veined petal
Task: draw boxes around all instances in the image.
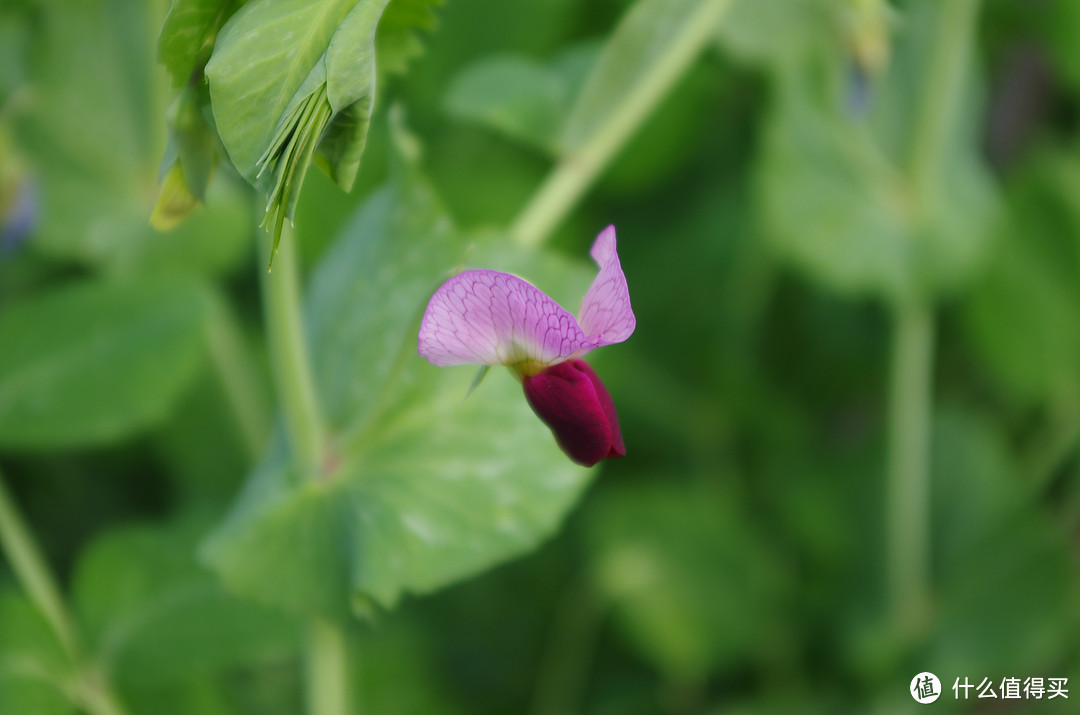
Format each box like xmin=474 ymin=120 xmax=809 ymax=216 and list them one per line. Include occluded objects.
xmin=418 ymin=269 xmax=595 ymax=369
xmin=578 ymin=226 xmax=635 ymax=346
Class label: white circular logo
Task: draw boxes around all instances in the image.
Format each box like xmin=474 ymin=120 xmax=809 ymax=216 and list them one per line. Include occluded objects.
xmin=910 ymin=672 xmax=941 ymax=704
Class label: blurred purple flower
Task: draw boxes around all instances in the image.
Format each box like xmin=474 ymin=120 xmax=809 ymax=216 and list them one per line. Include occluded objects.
xmin=847 ymin=61 xmax=872 ymax=117
xmin=1 ymin=175 xmax=36 ymax=255
xmin=418 ymin=226 xmax=635 ymax=466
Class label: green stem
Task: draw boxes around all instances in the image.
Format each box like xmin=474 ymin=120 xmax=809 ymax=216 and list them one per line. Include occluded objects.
xmin=306 ymin=618 xmax=350 ymax=715
xmin=510 ymin=0 xmax=736 ymax=249
xmin=906 ymin=0 xmax=980 ymax=202
xmin=886 ymin=0 xmax=980 ymax=632
xmin=77 ymin=671 xmax=130 ymax=715
xmin=206 ymin=299 xmax=271 ymax=463
xmin=0 ymin=469 xmax=81 ymax=661
xmin=0 ymin=468 xmax=130 ymax=715
xmin=257 ymin=223 xmax=349 ymax=715
xmin=260 ymin=224 xmax=327 ymax=478
xmin=885 ymin=300 xmax=934 ymax=632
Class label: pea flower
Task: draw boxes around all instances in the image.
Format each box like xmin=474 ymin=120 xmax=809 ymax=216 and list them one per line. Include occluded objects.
xmin=418 ymin=226 xmax=634 ymax=466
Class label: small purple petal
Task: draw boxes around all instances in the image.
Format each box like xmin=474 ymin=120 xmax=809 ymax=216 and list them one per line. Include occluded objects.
xmin=418 ymin=269 xmax=594 ymax=368
xmin=577 ymin=226 xmax=635 ymax=346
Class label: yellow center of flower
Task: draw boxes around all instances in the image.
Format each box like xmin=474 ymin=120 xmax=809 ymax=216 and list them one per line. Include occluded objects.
xmin=508 ymin=358 xmax=549 ymax=379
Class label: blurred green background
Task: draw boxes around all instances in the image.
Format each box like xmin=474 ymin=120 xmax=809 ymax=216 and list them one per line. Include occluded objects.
xmin=2 ymin=0 xmax=1080 ymax=713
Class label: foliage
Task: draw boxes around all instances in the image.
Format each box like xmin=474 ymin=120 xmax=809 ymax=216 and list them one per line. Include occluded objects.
xmin=203 ymin=173 xmax=593 ymax=617
xmin=2 ymin=0 xmax=1080 ymax=713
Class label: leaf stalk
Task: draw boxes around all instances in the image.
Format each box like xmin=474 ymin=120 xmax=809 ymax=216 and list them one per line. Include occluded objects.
xmin=257 ymin=217 xmax=350 ymax=715
xmin=0 ymin=468 xmax=130 ymax=715
xmin=510 ymin=0 xmax=736 ymax=249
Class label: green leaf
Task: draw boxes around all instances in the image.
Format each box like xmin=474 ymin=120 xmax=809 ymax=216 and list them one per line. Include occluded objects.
xmin=930 ymin=512 xmax=1079 ymax=677
xmin=961 ymin=153 xmax=1080 ymax=402
xmin=305 ymin=180 xmax=456 ymax=429
xmin=757 ymin=1 xmax=998 ymax=299
xmin=158 ymin=0 xmax=243 ymax=87
xmin=757 ymin=68 xmax=913 ymax=298
xmin=155 ymin=369 xmax=260 ymax=502
xmin=0 ymin=678 xmax=72 ymax=715
xmin=0 ymin=589 xmax=75 ymax=715
xmin=1041 ymin=0 xmax=1080 ymax=91
xmin=0 ymin=278 xmax=212 ymax=448
xmin=714 ymin=0 xmax=831 ymax=65
xmin=204 ymin=175 xmax=592 ymax=617
xmin=924 ymin=409 xmax=1080 ymax=677
xmin=134 ymin=177 xmax=252 ymax=278
xmin=72 ymin=515 xmax=300 ymax=686
xmin=964 ymin=239 xmax=1080 ymax=402
xmin=353 ymin=616 xmax=466 ymax=715
xmin=207 ymin=0 xmax=356 ymax=179
xmin=206 ymin=0 xmax=392 ymax=256
xmin=931 ymin=409 xmax=1025 ymax=572
xmin=586 ymin=482 xmax=791 ymax=679
xmin=160 ymin=82 xmax=220 ymax=204
xmin=155 ymin=0 xmax=239 ymax=232
xmin=17 ymin=0 xmax=246 ymax=272
xmin=0 ymin=8 xmax=31 ymax=101
xmin=375 ymin=0 xmax=442 ymax=77
xmin=120 ymin=680 xmax=234 ymax=715
xmin=150 ymin=163 xmax=201 ymax=231
xmin=16 ymin=0 xmax=162 ymax=265
xmin=325 ymin=0 xmax=391 ymax=113
xmin=444 ymin=55 xmax=568 ymax=154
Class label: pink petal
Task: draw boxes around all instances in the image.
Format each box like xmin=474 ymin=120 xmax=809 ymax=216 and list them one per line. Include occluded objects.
xmin=577 ymin=226 xmax=635 ymax=346
xmin=418 ymin=269 xmax=595 ymax=368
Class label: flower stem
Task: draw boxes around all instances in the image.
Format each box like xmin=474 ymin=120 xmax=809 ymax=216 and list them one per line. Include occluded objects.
xmin=0 ymin=467 xmax=129 ymax=715
xmin=885 ymin=300 xmax=934 ymax=632
xmin=510 ymin=0 xmax=736 ymax=250
xmin=885 ymin=0 xmax=980 ymax=633
xmin=258 ymin=223 xmax=350 ymax=715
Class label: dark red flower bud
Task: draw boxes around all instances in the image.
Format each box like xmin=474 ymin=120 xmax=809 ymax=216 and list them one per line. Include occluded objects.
xmin=522 ymin=359 xmax=625 ymax=467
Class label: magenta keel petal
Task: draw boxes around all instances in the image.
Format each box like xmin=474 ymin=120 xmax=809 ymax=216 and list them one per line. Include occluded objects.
xmin=522 ymin=359 xmax=625 ymax=467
